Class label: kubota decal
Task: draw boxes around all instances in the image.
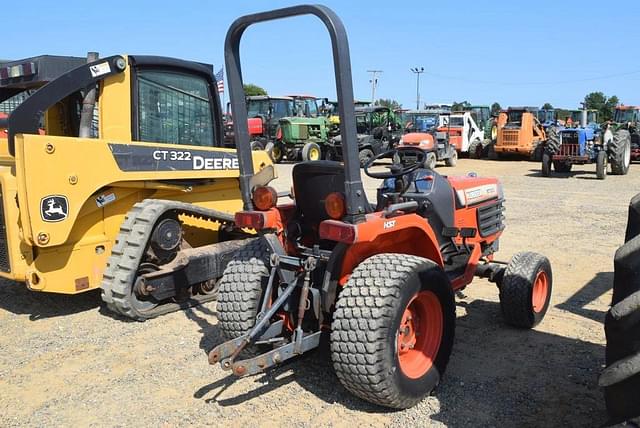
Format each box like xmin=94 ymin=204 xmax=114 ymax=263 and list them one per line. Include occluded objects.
xmin=456 ymin=184 xmax=498 ymax=206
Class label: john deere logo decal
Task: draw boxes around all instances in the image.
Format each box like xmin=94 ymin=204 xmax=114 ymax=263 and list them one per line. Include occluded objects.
xmin=40 ymin=195 xmax=69 ymax=222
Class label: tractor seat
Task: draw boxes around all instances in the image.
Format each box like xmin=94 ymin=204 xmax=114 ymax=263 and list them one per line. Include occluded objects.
xmin=292 ymin=161 xmax=373 ymax=224
xmin=377 ymin=168 xmax=455 ymax=246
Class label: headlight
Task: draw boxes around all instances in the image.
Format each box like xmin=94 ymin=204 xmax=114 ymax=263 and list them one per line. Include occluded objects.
xmin=420 ymin=140 xmax=430 ymax=146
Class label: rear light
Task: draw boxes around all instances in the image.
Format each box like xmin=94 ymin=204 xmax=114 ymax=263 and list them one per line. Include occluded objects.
xmin=319 ymin=220 xmax=358 ymax=244
xmin=235 ymin=211 xmax=265 ymax=230
xmin=324 ymin=192 xmax=346 ymax=220
xmin=252 ymin=186 xmax=278 ymax=211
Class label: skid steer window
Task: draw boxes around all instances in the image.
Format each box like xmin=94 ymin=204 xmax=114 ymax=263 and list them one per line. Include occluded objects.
xmin=137 ymin=70 xmax=214 ymax=146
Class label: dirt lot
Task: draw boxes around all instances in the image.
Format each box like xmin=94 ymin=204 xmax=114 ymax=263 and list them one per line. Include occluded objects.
xmin=0 ymin=158 xmax=635 ymax=427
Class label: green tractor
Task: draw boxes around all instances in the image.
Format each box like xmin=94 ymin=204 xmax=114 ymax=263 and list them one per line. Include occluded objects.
xmin=269 ymin=95 xmax=331 ymax=162
xmin=603 ymin=106 xmax=640 ymax=163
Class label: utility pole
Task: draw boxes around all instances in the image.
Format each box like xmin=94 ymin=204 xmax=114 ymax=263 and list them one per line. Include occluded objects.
xmin=410 ymin=67 xmax=425 ymax=110
xmin=367 ymin=70 xmax=382 ymax=104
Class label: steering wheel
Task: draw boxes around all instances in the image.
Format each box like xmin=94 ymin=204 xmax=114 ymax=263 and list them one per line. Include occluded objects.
xmin=364 ymin=148 xmax=425 ymax=179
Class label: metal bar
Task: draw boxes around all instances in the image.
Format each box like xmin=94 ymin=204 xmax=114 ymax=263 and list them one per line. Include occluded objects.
xmin=7 ymin=55 xmax=126 ymax=156
xmin=224 ymin=5 xmax=367 ymax=222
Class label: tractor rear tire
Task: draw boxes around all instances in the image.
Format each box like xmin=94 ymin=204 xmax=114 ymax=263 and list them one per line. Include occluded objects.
xmin=302 ymin=142 xmax=322 ymax=161
xmin=597 ymin=150 xmax=608 ymax=180
xmin=424 ymin=152 xmax=437 ymax=169
xmin=216 ymin=238 xmax=270 ymax=355
xmin=545 ymin=126 xmax=561 ymax=155
xmin=610 ymin=129 xmax=631 ymax=175
xmin=499 ymin=252 xmax=552 ymax=329
xmin=541 ymin=153 xmax=552 ymax=177
xmin=330 ymin=254 xmax=456 ymax=409
xmin=265 ymin=142 xmax=283 ymax=163
xmin=600 ymin=194 xmax=640 ymax=422
xmin=553 ymin=161 xmax=572 ymax=173
xmin=468 ymin=139 xmax=483 ymax=159
xmin=359 ymin=148 xmax=375 ymax=168
xmin=445 ymin=149 xmax=458 ymax=167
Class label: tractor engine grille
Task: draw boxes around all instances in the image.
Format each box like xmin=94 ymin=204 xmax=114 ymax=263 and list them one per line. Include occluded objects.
xmin=0 ymin=187 xmax=10 ymax=272
xmin=559 ymin=132 xmax=580 ymax=156
xmin=477 ymin=198 xmax=505 ymax=238
xmin=501 ymin=130 xmax=519 ymax=146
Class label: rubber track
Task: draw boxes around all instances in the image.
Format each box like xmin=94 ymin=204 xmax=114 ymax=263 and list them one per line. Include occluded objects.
xmin=330 ymin=253 xmax=437 ymax=409
xmin=100 ymin=199 xmax=235 ymax=321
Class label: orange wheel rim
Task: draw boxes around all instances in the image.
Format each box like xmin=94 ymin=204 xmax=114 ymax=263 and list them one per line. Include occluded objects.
xmin=397 ymin=290 xmax=443 ymax=379
xmin=532 ymin=270 xmax=549 ymax=313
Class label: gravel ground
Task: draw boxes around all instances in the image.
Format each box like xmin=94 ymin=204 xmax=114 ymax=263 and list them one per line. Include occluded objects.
xmin=0 ymin=158 xmax=635 ymax=427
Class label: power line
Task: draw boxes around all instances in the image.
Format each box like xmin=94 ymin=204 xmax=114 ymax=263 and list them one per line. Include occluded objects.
xmin=424 ymin=69 xmax=640 ymax=86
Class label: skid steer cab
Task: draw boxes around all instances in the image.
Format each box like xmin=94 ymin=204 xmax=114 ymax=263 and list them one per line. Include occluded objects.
xmin=209 ymin=4 xmax=553 ymax=409
xmin=0 ymin=53 xmax=273 ymax=320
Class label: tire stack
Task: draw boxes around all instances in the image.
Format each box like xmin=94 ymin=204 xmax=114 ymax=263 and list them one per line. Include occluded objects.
xmin=600 ymin=193 xmax=640 ymax=424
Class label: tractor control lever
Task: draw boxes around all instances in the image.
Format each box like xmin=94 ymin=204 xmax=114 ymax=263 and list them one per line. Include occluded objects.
xmin=383 ymin=200 xmax=419 ymax=218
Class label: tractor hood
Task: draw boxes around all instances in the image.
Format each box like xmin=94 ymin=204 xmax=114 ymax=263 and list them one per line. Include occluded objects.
xmin=400 ymin=132 xmax=435 ymax=149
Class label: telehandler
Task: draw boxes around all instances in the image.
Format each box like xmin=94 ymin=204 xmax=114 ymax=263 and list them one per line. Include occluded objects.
xmin=0 ymin=53 xmax=273 ymax=320
xmin=209 ymin=4 xmax=553 ymax=409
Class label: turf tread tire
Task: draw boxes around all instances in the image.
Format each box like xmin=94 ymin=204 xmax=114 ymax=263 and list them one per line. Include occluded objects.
xmin=499 ymin=252 xmax=552 ymax=329
xmin=330 ymin=253 xmax=455 ymax=409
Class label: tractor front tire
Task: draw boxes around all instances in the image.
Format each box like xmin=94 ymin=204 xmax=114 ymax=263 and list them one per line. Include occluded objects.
xmin=265 ymin=142 xmax=283 ymax=163
xmin=359 ymin=148 xmax=375 ymax=168
xmin=597 ymin=150 xmax=608 ymax=180
xmin=330 ymin=254 xmax=456 ymax=409
xmin=541 ymin=153 xmax=552 ymax=177
xmin=610 ymin=129 xmax=631 ymax=175
xmin=424 ymin=152 xmax=437 ymax=169
xmin=445 ymin=149 xmax=458 ymax=167
xmin=499 ymin=252 xmax=552 ymax=329
xmin=216 ymin=238 xmax=270 ymax=355
xmin=302 ymin=142 xmax=322 ymax=161
xmin=250 ymin=140 xmax=264 ymax=151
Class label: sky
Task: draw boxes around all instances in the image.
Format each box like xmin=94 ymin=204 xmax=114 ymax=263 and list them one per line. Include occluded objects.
xmin=4 ymin=0 xmax=640 ymax=109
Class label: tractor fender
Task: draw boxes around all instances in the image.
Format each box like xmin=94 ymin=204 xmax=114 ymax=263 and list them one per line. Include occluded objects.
xmin=337 ymin=213 xmax=443 ymax=287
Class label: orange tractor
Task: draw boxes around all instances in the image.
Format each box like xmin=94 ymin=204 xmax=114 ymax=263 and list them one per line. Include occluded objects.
xmin=208 ymin=5 xmax=553 ymax=409
xmin=489 ymin=107 xmax=547 ymax=160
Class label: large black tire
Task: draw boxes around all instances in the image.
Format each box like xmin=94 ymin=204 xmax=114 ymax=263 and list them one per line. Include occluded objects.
xmin=265 ymin=142 xmax=283 ymax=163
xmin=359 ymin=148 xmax=375 ymax=168
xmin=302 ymin=142 xmax=322 ymax=161
xmin=610 ymin=129 xmax=631 ymax=175
xmin=600 ymin=194 xmax=640 ymax=422
xmin=468 ymin=139 xmax=483 ymax=159
xmin=541 ymin=153 xmax=552 ymax=177
xmin=216 ymin=238 xmax=270 ymax=352
xmin=597 ymin=150 xmax=608 ymax=180
xmin=330 ymin=254 xmax=456 ymax=409
xmin=445 ymin=149 xmax=458 ymax=167
xmin=553 ymin=160 xmax=572 ymax=173
xmin=499 ymin=252 xmax=552 ymax=329
xmin=545 ymin=125 xmax=561 ymax=155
